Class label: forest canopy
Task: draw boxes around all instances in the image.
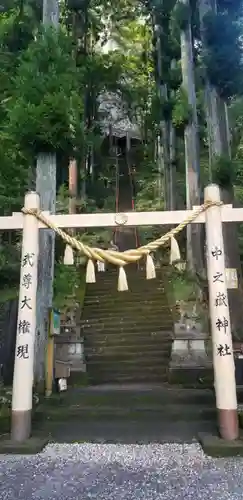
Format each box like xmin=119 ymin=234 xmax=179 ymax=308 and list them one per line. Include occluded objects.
xmin=0 ymin=0 xmax=243 ymax=272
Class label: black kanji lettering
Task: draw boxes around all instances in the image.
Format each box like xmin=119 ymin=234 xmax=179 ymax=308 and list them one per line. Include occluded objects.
xmin=21 ymin=296 xmax=32 ymax=310
xmin=215 ymin=316 xmax=229 ymax=333
xmin=213 ymin=272 xmax=224 ymax=283
xmin=22 ymin=253 xmax=34 ymax=267
xmin=18 ymin=320 xmax=31 ymax=334
xmin=215 ymin=292 xmax=227 ymax=307
xmin=211 ymin=246 xmax=222 ymax=260
xmin=16 ymin=344 xmax=29 ymax=359
xmin=22 ymin=273 xmax=32 ymax=289
xmin=217 ymin=344 xmax=231 ymax=357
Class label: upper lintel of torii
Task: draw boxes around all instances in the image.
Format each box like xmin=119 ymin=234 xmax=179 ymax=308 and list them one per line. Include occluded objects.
xmin=1 ymin=203 xmax=241 ymax=231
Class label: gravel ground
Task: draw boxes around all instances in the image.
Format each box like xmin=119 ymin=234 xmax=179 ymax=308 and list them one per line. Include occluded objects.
xmin=0 ymin=443 xmax=243 ymax=500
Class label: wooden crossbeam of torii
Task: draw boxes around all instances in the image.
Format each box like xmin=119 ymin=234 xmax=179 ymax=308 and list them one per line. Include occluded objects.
xmin=0 ymin=203 xmax=241 ymax=230
xmin=7 ymin=185 xmax=243 ymax=447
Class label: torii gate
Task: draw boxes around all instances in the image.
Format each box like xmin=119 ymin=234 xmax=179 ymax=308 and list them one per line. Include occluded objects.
xmin=5 ymin=184 xmax=243 ymax=444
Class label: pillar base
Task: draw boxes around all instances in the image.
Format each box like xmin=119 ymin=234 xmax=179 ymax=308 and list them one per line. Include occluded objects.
xmin=198 ymin=431 xmax=243 ymax=457
xmin=0 ymin=435 xmax=49 ymax=455
xmin=218 ymin=408 xmax=239 ymax=441
xmin=11 ymin=409 xmax=31 ymax=442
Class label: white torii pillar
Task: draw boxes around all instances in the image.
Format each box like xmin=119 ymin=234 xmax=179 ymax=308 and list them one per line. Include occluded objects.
xmin=11 ymin=192 xmax=39 ymax=442
xmin=205 ymin=184 xmax=238 ymax=440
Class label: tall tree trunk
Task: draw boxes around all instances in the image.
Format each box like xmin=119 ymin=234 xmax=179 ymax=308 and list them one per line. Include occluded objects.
xmin=168 ymin=60 xmax=177 ymax=210
xmin=154 ymin=22 xmax=170 ymax=208
xmin=156 ymin=135 xmax=163 ymax=200
xmin=199 ymin=0 xmax=230 ymax=162
xmin=168 ymin=121 xmax=177 ymax=210
xmin=199 ymin=0 xmax=243 ymax=337
xmin=179 ymin=0 xmax=203 ymax=272
xmin=34 ymin=0 xmax=59 ymax=386
xmin=69 ymin=158 xmax=78 ymax=234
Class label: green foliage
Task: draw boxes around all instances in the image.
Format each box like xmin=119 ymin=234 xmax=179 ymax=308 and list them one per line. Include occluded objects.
xmin=173 ymin=1 xmax=190 ymax=31
xmin=166 ymin=267 xmax=208 ymax=327
xmin=6 ymin=27 xmax=83 ymax=155
xmin=0 ymin=8 xmax=35 ymax=55
xmin=172 ymin=87 xmax=192 ymax=131
xmin=77 ymin=229 xmax=112 ymax=246
xmin=168 ymin=64 xmax=182 ymax=90
xmin=1 ymin=0 xmax=243 ymax=305
xmin=203 ymin=12 xmax=243 ymax=99
xmin=53 ymin=263 xmax=86 ymax=309
xmin=168 ymin=268 xmax=199 ymax=302
xmin=212 ymin=156 xmax=238 ymax=189
xmin=160 ymin=98 xmax=173 ymax=121
xmin=136 ymin=174 xmax=164 ymax=210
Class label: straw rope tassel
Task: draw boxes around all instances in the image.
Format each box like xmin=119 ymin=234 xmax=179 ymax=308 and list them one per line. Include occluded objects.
xmin=118 ymin=266 xmax=128 ymax=291
xmin=146 ymin=253 xmax=156 ymax=280
xmin=63 ymin=244 xmax=74 ymax=265
xmin=170 ymin=236 xmax=181 ymax=264
xmin=86 ymin=259 xmax=96 ymax=283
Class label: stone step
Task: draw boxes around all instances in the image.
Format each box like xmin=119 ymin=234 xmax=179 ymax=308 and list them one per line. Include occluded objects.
xmin=85 ymin=346 xmax=171 ymax=357
xmin=84 ymin=330 xmax=172 ymax=343
xmin=87 ymin=287 xmax=166 ymax=297
xmin=82 ymin=314 xmax=174 ymax=324
xmin=80 ymin=310 xmax=173 ymax=324
xmin=47 ymin=386 xmax=215 ymax=406
xmin=83 ymin=303 xmax=172 ymax=314
xmin=85 ymin=285 xmax=168 ymax=294
xmin=88 ymin=271 xmax=165 ymax=279
xmin=89 ymin=277 xmax=167 ymax=285
xmin=85 ymin=339 xmax=172 ymax=352
xmin=87 ymin=355 xmax=170 ymax=367
xmin=90 ymin=281 xmax=169 ymax=291
xmin=82 ymin=311 xmax=173 ymax=323
xmin=87 ymin=272 xmax=165 ymax=281
xmin=89 ymin=372 xmax=169 ymax=384
xmin=86 ymin=280 xmax=166 ymax=289
xmin=85 ymin=348 xmax=171 ymax=359
xmin=86 ymin=283 xmax=166 ymax=293
xmin=84 ymin=296 xmax=170 ymax=305
xmin=82 ymin=318 xmax=173 ymax=331
xmin=87 ymin=282 xmax=165 ymax=290
xmin=92 ymin=268 xmax=169 ymax=279
xmin=38 ymin=404 xmax=216 ymax=422
xmin=83 ymin=296 xmax=169 ymax=307
xmin=87 ymin=369 xmax=169 ymax=382
xmin=82 ymin=267 xmax=173 ymax=384
xmin=85 ymin=342 xmax=171 ymax=354
xmin=82 ymin=320 xmax=174 ymax=331
xmin=85 ymin=350 xmax=171 ymax=363
xmin=85 ymin=294 xmax=167 ymax=303
xmin=85 ymin=341 xmax=171 ymax=353
xmin=83 ymin=314 xmax=172 ymax=324
xmin=83 ymin=328 xmax=173 ymax=340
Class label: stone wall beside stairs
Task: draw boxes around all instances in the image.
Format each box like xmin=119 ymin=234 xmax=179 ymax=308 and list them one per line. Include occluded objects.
xmin=81 ymin=266 xmax=174 ymax=384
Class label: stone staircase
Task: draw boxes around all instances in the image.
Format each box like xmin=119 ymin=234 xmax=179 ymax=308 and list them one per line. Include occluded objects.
xmin=81 ymin=265 xmax=174 ymax=384
xmin=36 ymin=384 xmax=217 ymax=443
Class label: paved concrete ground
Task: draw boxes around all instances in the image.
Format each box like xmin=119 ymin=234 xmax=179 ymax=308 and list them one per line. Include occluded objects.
xmin=0 ymin=443 xmax=243 ymax=500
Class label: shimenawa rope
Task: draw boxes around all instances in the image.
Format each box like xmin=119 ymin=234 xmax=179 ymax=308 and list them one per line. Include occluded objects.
xmin=22 ymin=200 xmax=222 ymax=291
